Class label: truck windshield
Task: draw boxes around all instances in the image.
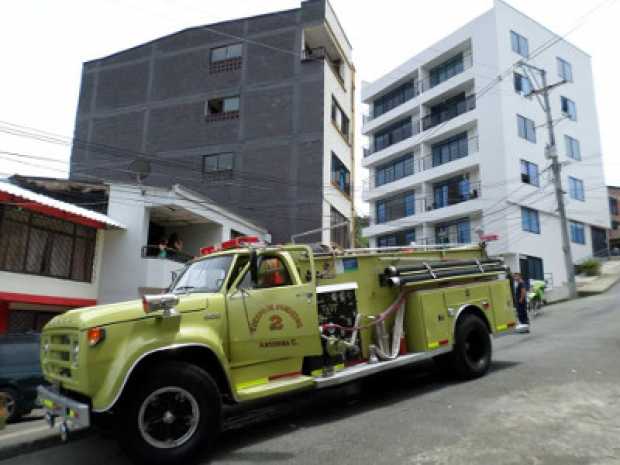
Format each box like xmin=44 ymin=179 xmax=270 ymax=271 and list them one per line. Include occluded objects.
xmin=169 ymin=255 xmax=234 ymax=294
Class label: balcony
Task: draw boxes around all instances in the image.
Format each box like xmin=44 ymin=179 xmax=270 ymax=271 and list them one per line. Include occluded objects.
xmin=422 ymin=94 xmax=476 ymax=131
xmin=363 ymin=52 xmax=473 ymax=124
xmin=425 ymin=181 xmax=481 ymax=212
xmin=364 ymin=118 xmax=421 ymax=157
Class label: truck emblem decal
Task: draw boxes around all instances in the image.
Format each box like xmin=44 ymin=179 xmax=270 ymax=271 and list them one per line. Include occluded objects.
xmin=249 ymin=304 xmax=303 ymax=333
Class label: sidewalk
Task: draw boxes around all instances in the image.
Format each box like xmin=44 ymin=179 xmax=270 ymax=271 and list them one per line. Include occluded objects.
xmin=576 ymin=259 xmax=620 ymax=296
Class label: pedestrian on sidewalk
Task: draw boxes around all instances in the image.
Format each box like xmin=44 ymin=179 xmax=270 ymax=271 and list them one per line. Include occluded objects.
xmin=513 ymin=272 xmax=530 ymax=333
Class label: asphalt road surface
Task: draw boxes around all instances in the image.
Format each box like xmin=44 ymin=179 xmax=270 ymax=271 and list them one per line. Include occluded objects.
xmin=2 ymin=285 xmax=619 ymax=465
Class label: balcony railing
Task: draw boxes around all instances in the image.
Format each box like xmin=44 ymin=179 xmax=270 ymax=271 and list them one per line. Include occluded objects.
xmin=364 ymin=118 xmax=421 ymax=157
xmin=422 ymin=94 xmax=476 ymax=131
xmin=364 ymin=52 xmax=473 ymax=123
xmin=363 ymin=137 xmax=479 ymax=194
xmin=424 ymin=181 xmax=481 ymax=212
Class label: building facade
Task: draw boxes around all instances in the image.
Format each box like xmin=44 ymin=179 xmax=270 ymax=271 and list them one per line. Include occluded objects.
xmin=361 ymin=0 xmax=609 ymax=299
xmin=608 ymin=186 xmax=620 ymax=249
xmin=70 ymin=0 xmax=355 ymax=247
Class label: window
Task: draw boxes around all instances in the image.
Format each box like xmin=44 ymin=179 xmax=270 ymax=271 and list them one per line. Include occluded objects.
xmin=510 ymin=31 xmax=529 ymax=58
xmin=520 ymin=255 xmax=544 ymax=281
xmin=373 ymin=81 xmax=417 ymax=118
xmin=378 ymin=229 xmax=416 ymax=247
xmin=331 ymin=153 xmax=351 ymax=196
xmin=431 ymin=132 xmax=469 ymax=167
xmin=517 ymin=114 xmax=536 ymax=143
xmin=613 ymin=220 xmax=620 ymax=230
xmin=432 ymin=176 xmax=473 ymax=209
xmin=210 ymin=43 xmax=242 ymax=62
xmin=423 ymin=93 xmax=475 ymax=131
xmin=520 ymin=160 xmax=540 ymax=186
xmin=435 ymin=218 xmax=471 ymax=244
xmin=0 ymin=205 xmax=96 ymax=282
xmin=374 ymin=118 xmax=412 ymax=152
xmin=565 ymin=135 xmax=581 ymax=160
xmin=557 ymin=57 xmax=573 ymax=82
xmin=429 ymin=53 xmax=464 ymax=88
xmin=375 ymin=153 xmax=415 ymax=187
xmin=568 ymin=177 xmax=585 ymax=201
xmin=521 ymin=207 xmax=540 ymax=234
xmin=570 ymin=221 xmax=586 ymax=244
xmin=609 ymin=197 xmax=619 ymax=216
xmin=239 ymin=256 xmax=292 ymax=290
xmin=561 ymin=96 xmax=577 ymax=121
xmin=513 ymin=72 xmax=532 ymax=96
xmin=376 ymin=191 xmax=415 ymax=224
xmin=205 ymin=96 xmax=240 ymax=120
xmin=331 ymin=97 xmax=350 ymax=142
xmin=330 ymin=207 xmax=350 ymax=248
xmin=202 ymin=153 xmax=234 ymax=177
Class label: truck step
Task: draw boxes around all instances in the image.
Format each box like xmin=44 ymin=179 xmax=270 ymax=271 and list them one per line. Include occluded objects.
xmin=236 ymin=375 xmax=314 ymax=401
xmin=314 ymin=347 xmax=451 ymax=389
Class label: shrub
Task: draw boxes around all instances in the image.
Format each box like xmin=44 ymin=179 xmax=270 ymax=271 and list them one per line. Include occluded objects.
xmin=577 ymin=258 xmax=602 ymax=277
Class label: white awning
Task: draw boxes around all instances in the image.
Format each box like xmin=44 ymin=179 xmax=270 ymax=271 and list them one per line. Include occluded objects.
xmin=0 ymin=181 xmax=125 ymax=230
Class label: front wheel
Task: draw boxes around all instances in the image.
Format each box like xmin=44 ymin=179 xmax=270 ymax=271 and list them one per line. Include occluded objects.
xmin=449 ymin=314 xmax=492 ymax=379
xmin=120 ymin=362 xmax=221 ymax=465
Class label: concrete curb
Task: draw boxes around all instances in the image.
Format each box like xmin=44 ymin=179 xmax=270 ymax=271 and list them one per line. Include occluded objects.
xmin=0 ymin=431 xmax=90 ymax=462
xmin=577 ymin=274 xmax=620 ymax=296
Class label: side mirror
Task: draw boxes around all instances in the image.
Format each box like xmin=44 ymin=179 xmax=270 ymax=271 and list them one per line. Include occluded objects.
xmin=170 ymin=270 xmax=179 ymax=284
xmin=142 ymin=293 xmax=180 ymax=318
xmin=250 ymin=250 xmax=259 ymax=286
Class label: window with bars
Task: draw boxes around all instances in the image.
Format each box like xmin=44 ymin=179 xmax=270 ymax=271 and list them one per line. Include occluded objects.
xmin=330 ymin=207 xmax=350 ymax=248
xmin=0 ymin=205 xmax=96 ymax=282
xmin=565 ymin=135 xmax=581 ymax=160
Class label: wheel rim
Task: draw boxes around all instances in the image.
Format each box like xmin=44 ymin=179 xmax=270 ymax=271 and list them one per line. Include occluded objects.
xmin=1 ymin=392 xmax=16 ymax=418
xmin=464 ymin=328 xmax=488 ymax=368
xmin=138 ymin=386 xmax=200 ymax=449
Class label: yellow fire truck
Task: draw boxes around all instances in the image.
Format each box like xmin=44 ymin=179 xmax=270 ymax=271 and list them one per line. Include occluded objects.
xmin=38 ymin=237 xmax=516 ymax=464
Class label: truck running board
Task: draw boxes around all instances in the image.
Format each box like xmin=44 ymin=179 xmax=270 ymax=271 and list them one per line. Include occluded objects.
xmin=313 ymin=347 xmax=452 ymax=389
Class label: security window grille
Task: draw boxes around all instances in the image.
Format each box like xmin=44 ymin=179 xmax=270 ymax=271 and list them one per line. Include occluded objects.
xmin=378 ymin=229 xmax=416 ymax=247
xmin=513 ymin=72 xmax=532 ymax=96
xmin=557 ymin=57 xmax=573 ymax=82
xmin=205 ymin=96 xmax=240 ymax=121
xmin=331 ymin=153 xmax=351 ymax=196
xmin=0 ymin=205 xmax=96 ymax=282
xmin=610 ymin=197 xmax=619 ymax=216
xmin=429 ymin=53 xmax=464 ymax=88
xmin=330 ymin=207 xmax=350 ymax=248
xmin=210 ymin=43 xmax=242 ymax=62
xmin=374 ymin=118 xmax=412 ymax=152
xmin=331 ymin=97 xmax=350 ymax=142
xmin=520 ymin=160 xmax=540 ymax=186
xmin=202 ymin=153 xmax=234 ymax=180
xmin=373 ymin=81 xmax=417 ymax=118
xmin=521 ymin=207 xmax=540 ymax=234
xmin=570 ymin=221 xmax=586 ymax=244
xmin=561 ymin=96 xmax=577 ymax=121
xmin=375 ymin=153 xmax=415 ymax=187
xmin=431 ymin=132 xmax=469 ymax=167
xmin=517 ymin=114 xmax=536 ymax=143
xmin=565 ymin=135 xmax=581 ymax=160
xmin=376 ymin=191 xmax=415 ymax=224
xmin=510 ymin=31 xmax=529 ymax=58
xmin=435 ymin=218 xmax=471 ymax=244
xmin=568 ymin=177 xmax=585 ymax=201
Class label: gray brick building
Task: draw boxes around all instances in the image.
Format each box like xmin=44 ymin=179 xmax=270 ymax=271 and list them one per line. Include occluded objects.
xmin=70 ymin=0 xmax=355 ymax=245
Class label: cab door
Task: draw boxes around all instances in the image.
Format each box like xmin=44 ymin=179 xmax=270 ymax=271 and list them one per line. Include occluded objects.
xmin=226 ymin=252 xmax=322 ymax=368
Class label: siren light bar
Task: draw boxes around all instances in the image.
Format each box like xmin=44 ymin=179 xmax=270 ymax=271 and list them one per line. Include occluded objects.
xmin=200 ymin=236 xmax=261 ymax=256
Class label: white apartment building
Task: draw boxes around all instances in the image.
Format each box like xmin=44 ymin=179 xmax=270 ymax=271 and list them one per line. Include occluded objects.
xmin=361 ymin=0 xmax=609 ymax=299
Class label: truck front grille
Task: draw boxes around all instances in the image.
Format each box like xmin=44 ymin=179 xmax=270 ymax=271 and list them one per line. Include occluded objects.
xmin=42 ymin=330 xmax=79 ymax=382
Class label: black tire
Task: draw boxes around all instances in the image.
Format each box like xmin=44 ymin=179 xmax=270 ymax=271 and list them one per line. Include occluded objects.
xmin=449 ymin=314 xmax=492 ymax=379
xmin=120 ymin=362 xmax=221 ymax=465
xmin=0 ymin=387 xmax=21 ymax=422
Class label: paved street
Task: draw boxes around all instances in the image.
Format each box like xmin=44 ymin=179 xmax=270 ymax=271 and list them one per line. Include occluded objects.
xmin=2 ymin=286 xmax=619 ymax=465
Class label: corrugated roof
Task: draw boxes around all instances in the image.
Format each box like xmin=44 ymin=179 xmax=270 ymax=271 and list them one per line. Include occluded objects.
xmin=0 ymin=181 xmax=125 ymax=230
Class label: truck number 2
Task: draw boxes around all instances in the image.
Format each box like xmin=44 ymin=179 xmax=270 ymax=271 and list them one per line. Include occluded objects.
xmin=269 ymin=315 xmax=284 ymax=331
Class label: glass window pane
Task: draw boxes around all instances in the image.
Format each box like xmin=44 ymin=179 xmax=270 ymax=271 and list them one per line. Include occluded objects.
xmin=228 ymin=44 xmax=242 ymax=58
xmin=211 ymin=47 xmax=227 ymax=62
xmin=224 ymin=96 xmax=240 ymax=112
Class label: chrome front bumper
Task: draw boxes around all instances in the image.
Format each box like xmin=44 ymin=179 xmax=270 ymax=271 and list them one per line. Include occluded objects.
xmin=37 ymin=385 xmax=91 ymax=435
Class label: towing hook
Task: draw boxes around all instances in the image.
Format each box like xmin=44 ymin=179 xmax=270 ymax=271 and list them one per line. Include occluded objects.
xmin=59 ymin=422 xmax=69 ymax=442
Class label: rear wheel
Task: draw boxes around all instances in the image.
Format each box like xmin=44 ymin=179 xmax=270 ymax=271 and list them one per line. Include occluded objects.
xmin=436 ymin=314 xmax=492 ymax=380
xmin=120 ymin=362 xmax=221 ymax=465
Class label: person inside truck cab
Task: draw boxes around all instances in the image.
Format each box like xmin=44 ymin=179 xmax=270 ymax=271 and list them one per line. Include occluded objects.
xmin=257 ymin=257 xmax=291 ymax=288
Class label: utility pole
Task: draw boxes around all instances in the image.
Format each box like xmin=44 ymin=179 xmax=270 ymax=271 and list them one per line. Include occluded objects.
xmin=520 ymin=62 xmax=577 ymax=299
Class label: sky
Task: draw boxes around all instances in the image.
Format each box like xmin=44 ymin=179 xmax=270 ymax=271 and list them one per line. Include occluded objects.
xmin=1 ymin=0 xmax=619 ymax=214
